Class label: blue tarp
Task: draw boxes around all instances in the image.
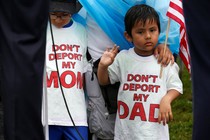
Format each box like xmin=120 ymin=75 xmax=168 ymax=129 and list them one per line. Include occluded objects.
xmin=76 ymin=0 xmax=180 ymax=54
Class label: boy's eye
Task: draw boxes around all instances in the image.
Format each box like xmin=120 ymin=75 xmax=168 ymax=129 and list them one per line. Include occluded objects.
xmin=138 ymin=31 xmax=143 ymax=34
xmin=62 ymin=13 xmax=69 ymax=16
xmin=150 ymin=28 xmax=157 ymax=32
xmin=50 ymin=13 xmax=70 ymax=20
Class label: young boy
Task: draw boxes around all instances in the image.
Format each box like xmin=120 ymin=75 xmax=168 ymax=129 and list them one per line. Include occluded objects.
xmin=97 ymin=4 xmax=183 ymax=140
xmin=46 ymin=0 xmax=88 ymax=140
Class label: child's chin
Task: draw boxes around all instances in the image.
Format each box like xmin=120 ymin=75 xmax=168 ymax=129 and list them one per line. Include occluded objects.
xmin=55 ymin=25 xmax=63 ymax=28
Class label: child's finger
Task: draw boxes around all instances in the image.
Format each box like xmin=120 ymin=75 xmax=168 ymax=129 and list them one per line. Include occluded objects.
xmin=165 ymin=112 xmax=170 ymax=124
xmin=169 ymin=112 xmax=173 ymax=121
xmin=170 ymin=56 xmax=175 ymax=65
xmin=162 ymin=114 xmax=166 ymax=126
xmin=106 ymin=48 xmax=110 ymax=52
xmin=158 ymin=113 xmax=162 ymax=124
xmin=158 ymin=113 xmax=166 ymax=125
xmin=112 ymin=44 xmax=119 ymax=52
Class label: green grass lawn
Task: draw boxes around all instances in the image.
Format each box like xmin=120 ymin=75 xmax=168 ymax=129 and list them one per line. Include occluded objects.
xmin=169 ymin=57 xmax=193 ymax=140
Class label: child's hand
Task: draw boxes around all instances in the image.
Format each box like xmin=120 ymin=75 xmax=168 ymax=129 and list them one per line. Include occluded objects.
xmin=158 ymin=96 xmax=173 ymax=125
xmin=100 ymin=45 xmax=119 ymax=68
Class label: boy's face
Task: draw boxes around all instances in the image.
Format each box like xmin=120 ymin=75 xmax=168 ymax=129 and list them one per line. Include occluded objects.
xmin=125 ymin=19 xmax=159 ymax=56
xmin=50 ymin=12 xmax=71 ymax=28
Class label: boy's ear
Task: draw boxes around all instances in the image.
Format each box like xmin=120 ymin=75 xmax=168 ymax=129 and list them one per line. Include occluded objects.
xmin=124 ymin=31 xmax=132 ymax=42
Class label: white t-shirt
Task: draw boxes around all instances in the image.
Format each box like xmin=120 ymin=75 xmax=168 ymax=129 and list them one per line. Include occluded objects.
xmin=46 ymin=21 xmax=88 ymax=126
xmin=108 ymin=48 xmax=183 ymax=140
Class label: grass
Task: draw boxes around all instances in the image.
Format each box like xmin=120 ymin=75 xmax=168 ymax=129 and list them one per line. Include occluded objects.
xmin=169 ymin=57 xmax=193 ymax=140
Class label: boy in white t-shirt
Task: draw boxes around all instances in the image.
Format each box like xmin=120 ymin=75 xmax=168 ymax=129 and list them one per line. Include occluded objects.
xmin=97 ymin=4 xmax=183 ymax=140
xmin=46 ymin=0 xmax=88 ymax=140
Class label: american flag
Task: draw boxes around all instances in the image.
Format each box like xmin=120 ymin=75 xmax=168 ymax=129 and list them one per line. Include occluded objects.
xmin=166 ymin=0 xmax=191 ymax=73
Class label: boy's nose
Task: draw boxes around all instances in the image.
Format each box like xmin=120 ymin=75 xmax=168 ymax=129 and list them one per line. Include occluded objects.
xmin=145 ymin=32 xmax=151 ymax=39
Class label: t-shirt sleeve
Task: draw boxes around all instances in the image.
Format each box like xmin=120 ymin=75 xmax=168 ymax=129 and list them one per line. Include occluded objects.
xmin=166 ymin=62 xmax=183 ymax=94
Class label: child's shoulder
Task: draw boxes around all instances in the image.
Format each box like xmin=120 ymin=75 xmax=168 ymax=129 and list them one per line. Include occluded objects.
xmin=117 ymin=48 xmax=133 ymax=56
xmin=116 ymin=49 xmax=128 ymax=57
xmin=119 ymin=48 xmax=131 ymax=53
xmin=165 ymin=61 xmax=180 ymax=74
xmin=73 ymin=20 xmax=86 ymax=31
xmin=74 ymin=20 xmax=85 ymax=27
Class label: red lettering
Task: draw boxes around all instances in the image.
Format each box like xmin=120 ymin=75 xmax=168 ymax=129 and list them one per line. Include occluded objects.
xmin=127 ymin=74 xmax=133 ymax=81
xmin=76 ymin=72 xmax=83 ymax=89
xmin=133 ymin=94 xmax=149 ymax=102
xmin=48 ymin=53 xmax=82 ymax=61
xmin=141 ymin=75 xmax=149 ymax=82
xmin=117 ymin=101 xmax=160 ymax=123
xmin=62 ymin=61 xmax=76 ymax=69
xmin=73 ymin=45 xmax=80 ymax=52
xmin=122 ymin=83 xmax=160 ymax=93
xmin=127 ymin=74 xmax=158 ymax=83
xmin=47 ymin=71 xmax=83 ymax=89
xmin=47 ymin=71 xmax=59 ymax=88
xmin=149 ymin=75 xmax=158 ymax=83
xmin=123 ymin=83 xmax=129 ymax=90
xmin=141 ymin=84 xmax=148 ymax=92
xmin=149 ymin=104 xmax=159 ymax=122
xmin=52 ymin=44 xmax=80 ymax=52
xmin=60 ymin=71 xmax=76 ymax=88
xmin=130 ymin=102 xmax=146 ymax=121
xmin=118 ymin=101 xmax=129 ymax=119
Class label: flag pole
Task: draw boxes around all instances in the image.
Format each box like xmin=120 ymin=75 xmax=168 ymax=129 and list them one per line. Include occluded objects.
xmin=159 ymin=17 xmax=170 ymax=78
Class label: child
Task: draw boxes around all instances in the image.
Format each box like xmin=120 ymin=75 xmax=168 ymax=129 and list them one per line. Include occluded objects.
xmin=97 ymin=4 xmax=183 ymax=140
xmin=46 ymin=0 xmax=88 ymax=140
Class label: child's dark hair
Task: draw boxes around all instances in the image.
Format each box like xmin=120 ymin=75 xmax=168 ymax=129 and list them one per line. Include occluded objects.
xmin=124 ymin=4 xmax=160 ymax=37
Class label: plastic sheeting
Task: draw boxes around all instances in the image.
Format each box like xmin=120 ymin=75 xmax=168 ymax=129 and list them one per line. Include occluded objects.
xmin=76 ymin=0 xmax=180 ymax=54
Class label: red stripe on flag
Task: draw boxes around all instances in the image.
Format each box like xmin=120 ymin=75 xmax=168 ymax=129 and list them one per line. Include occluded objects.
xmin=167 ymin=0 xmax=191 ymax=73
xmin=179 ymin=48 xmax=191 ymax=73
xmin=166 ymin=12 xmax=185 ymax=27
xmin=169 ymin=1 xmax=183 ymax=15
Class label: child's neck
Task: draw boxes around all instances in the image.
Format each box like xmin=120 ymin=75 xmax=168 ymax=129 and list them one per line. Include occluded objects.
xmin=134 ymin=48 xmax=154 ymax=57
xmin=136 ymin=53 xmax=153 ymax=57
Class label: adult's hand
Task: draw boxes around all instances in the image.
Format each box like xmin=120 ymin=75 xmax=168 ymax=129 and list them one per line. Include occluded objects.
xmin=154 ymin=44 xmax=175 ymax=66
